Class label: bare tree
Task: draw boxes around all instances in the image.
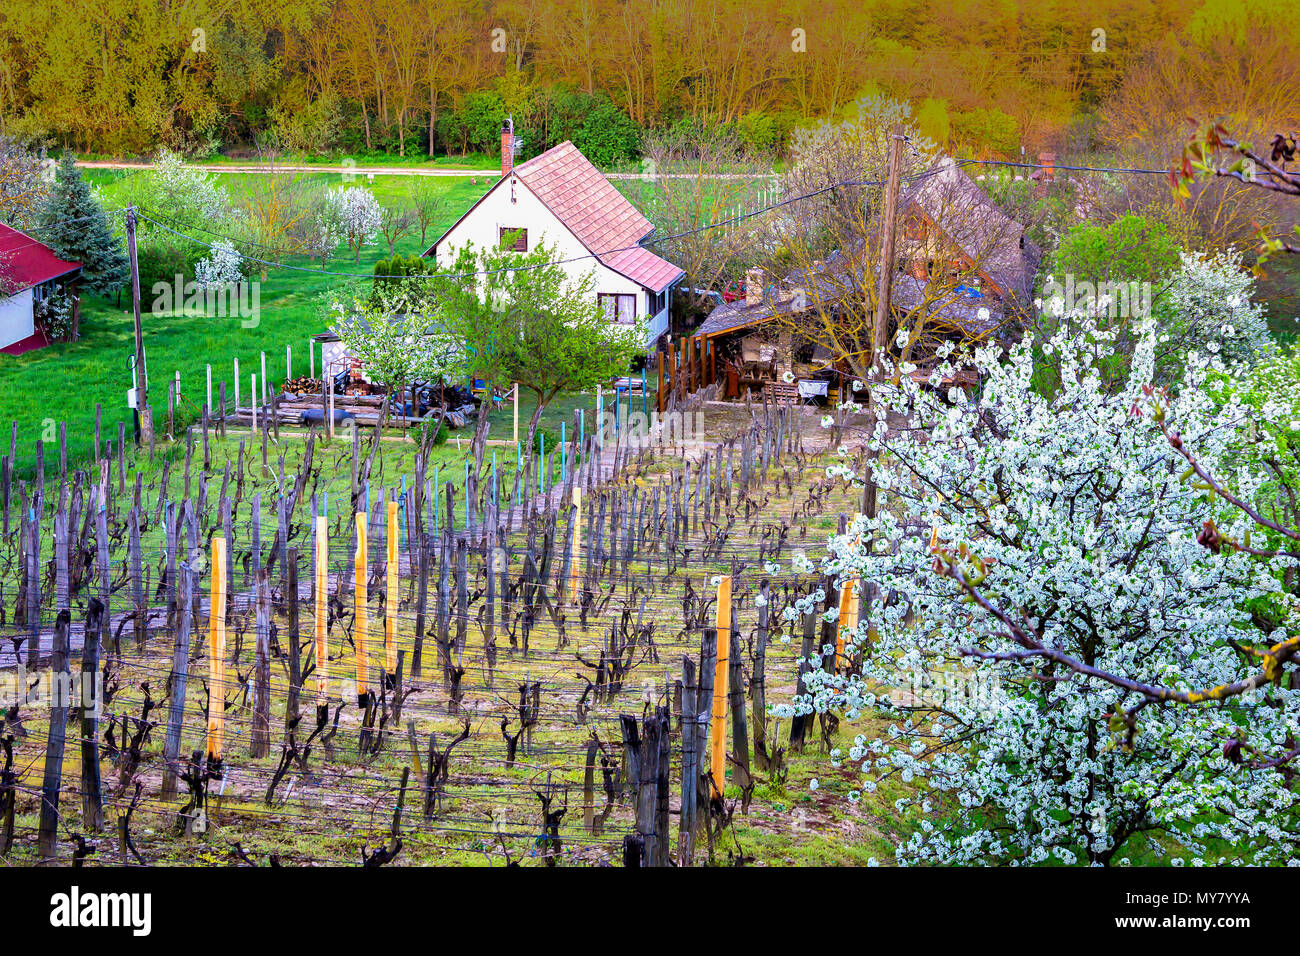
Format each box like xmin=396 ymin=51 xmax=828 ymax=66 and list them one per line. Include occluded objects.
xmin=380 ymin=203 xmax=417 ymax=257
xmin=639 ymin=124 xmax=773 ymax=326
xmin=757 ymin=153 xmax=1034 ymax=383
xmin=229 ymin=148 xmax=313 ymax=276
xmin=0 ymin=135 xmax=50 ymax=229
xmin=408 ymin=179 xmax=447 ymax=249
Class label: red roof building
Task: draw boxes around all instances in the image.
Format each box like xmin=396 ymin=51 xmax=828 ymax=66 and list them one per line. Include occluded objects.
xmin=0 ymin=222 xmax=82 ymax=354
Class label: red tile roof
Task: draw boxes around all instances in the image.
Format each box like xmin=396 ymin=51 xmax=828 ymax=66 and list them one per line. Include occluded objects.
xmin=514 ymin=142 xmax=682 ymax=291
xmin=601 ymin=244 xmax=683 ymax=291
xmin=0 ymin=222 xmax=81 ymax=295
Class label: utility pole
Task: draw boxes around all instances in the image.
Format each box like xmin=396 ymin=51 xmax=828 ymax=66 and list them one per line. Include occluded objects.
xmin=870 ymin=124 xmax=905 ymax=377
xmin=126 ymin=205 xmax=153 ymax=446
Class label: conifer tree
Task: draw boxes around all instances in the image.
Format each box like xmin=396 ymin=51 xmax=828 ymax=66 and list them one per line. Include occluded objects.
xmin=34 ymin=153 xmax=128 ymax=296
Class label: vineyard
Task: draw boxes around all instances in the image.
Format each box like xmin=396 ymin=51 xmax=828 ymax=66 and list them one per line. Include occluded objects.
xmin=0 ymin=388 xmax=913 ymax=867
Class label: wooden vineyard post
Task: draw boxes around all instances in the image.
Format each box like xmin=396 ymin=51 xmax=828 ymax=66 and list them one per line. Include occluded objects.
xmin=161 ymin=536 xmax=193 ymax=803
xmin=752 ymin=579 xmax=772 ymax=771
xmin=37 ymin=610 xmax=72 ymax=860
xmin=789 ymin=597 xmax=818 ymax=752
xmin=835 ymin=515 xmax=864 ymax=671
xmin=678 ymin=654 xmax=698 ymax=864
xmin=314 ymin=512 xmax=329 ymax=715
xmin=656 ymin=348 xmax=665 ymax=414
xmin=81 ymin=599 xmax=106 ymax=831
xmin=836 ymin=582 xmax=853 ymax=671
xmin=569 ymin=486 xmax=582 ymax=602
xmin=710 ymin=575 xmax=732 ymax=797
xmin=207 ymin=536 xmax=227 ymax=763
xmin=286 ymin=549 xmax=301 ymax=732
xmin=355 ymin=509 xmax=370 ymax=704
xmin=251 ymin=568 xmax=272 ymax=757
xmin=385 ymin=499 xmax=398 ymax=683
xmin=837 ymin=578 xmax=861 ymax=671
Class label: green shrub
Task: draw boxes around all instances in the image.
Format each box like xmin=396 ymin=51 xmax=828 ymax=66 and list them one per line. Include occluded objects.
xmin=1049 ymin=214 xmax=1179 ymax=289
xmin=137 ymin=232 xmax=204 ymax=295
xmin=569 ymin=96 xmax=642 ymax=166
xmin=735 ymin=112 xmax=778 ymax=156
xmin=531 ymin=426 xmax=560 ymax=456
xmin=417 ymin=416 xmax=449 ymax=448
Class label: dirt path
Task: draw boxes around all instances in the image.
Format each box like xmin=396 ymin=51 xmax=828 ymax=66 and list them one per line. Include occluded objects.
xmin=77 ymin=160 xmax=777 ymax=181
xmin=79 ymin=160 xmax=501 ymax=178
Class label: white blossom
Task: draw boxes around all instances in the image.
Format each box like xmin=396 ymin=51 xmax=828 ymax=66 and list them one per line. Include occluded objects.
xmin=799 ymin=315 xmax=1300 ymax=866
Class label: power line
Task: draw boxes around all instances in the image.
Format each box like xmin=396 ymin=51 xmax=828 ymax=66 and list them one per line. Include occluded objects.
xmin=954 ymin=158 xmax=1169 ymax=175
xmin=130 ymin=154 xmax=1170 ymax=285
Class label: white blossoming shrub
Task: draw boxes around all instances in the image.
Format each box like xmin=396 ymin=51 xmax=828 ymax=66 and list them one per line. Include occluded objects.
xmin=1033 ymin=247 xmax=1271 ymax=396
xmin=802 ymin=318 xmax=1300 ymax=866
xmin=1155 ymin=248 xmax=1273 ymax=370
xmin=193 ymin=238 xmax=244 ymax=289
xmin=1209 ymin=347 xmax=1300 ymax=588
xmin=327 ymin=185 xmax=382 ymax=262
xmin=145 ymin=148 xmax=235 ymax=225
xmin=328 ymin=290 xmax=460 ymax=392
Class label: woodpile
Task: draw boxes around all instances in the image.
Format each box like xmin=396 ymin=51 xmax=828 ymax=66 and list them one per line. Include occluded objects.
xmin=223 ymin=382 xmax=481 ymax=430
xmin=281 ymin=376 xmax=321 ymax=395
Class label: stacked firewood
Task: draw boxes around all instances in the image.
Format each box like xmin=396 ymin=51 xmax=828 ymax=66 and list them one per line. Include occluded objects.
xmin=281 ymin=376 xmax=321 ymax=395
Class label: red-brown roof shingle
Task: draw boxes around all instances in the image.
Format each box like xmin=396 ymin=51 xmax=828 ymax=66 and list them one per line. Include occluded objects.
xmin=514 ymin=142 xmax=680 ymax=291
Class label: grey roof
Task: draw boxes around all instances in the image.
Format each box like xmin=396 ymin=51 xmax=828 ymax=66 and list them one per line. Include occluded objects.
xmin=892 ymin=274 xmax=1004 ymax=335
xmin=697 ymin=297 xmax=777 ymax=338
xmin=697 ymin=250 xmax=1008 ymax=340
xmin=697 ymin=250 xmax=855 ymax=338
xmin=698 ymin=159 xmax=1041 ymax=339
xmin=899 ymin=155 xmax=1042 ymax=306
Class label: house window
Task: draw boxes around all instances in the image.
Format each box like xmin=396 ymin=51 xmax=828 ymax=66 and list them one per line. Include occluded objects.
xmin=498 ymin=227 xmax=528 ymax=252
xmin=648 ymin=289 xmax=666 ymax=315
xmin=598 ymin=293 xmax=637 ymax=324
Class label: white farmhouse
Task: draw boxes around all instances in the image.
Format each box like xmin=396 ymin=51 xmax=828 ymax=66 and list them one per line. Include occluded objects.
xmin=424 ymin=127 xmax=682 ymax=350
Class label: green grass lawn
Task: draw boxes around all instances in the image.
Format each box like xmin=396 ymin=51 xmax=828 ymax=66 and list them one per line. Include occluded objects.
xmin=0 ymin=170 xmax=487 ymax=478
xmin=3 ymin=161 xmax=712 ymax=482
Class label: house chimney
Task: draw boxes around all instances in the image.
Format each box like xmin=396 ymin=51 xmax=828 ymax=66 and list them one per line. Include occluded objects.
xmin=1034 ymin=151 xmax=1056 ymax=197
xmin=1037 ymin=151 xmax=1057 ymax=182
xmin=745 ymin=267 xmax=764 ymax=306
xmin=501 ymin=119 xmax=514 ymax=178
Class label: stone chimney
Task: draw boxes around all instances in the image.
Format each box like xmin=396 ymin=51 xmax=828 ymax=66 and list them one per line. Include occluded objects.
xmin=745 ymin=267 xmax=764 ymax=306
xmin=501 ymin=119 xmax=514 ymax=178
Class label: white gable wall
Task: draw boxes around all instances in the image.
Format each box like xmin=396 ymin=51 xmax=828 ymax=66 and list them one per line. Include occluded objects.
xmin=433 ymin=176 xmax=662 ymax=348
xmin=0 ymin=288 xmax=35 ymax=350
